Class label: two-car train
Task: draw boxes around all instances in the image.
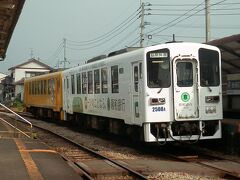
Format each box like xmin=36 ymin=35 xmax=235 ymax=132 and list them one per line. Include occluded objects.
xmin=24 ymin=42 xmax=223 ymax=143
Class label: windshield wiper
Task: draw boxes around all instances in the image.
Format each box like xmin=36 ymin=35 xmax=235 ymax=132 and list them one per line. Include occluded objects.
xmin=207 ymin=86 xmax=212 ymax=92
xmin=157 ymin=88 xmax=162 ymax=94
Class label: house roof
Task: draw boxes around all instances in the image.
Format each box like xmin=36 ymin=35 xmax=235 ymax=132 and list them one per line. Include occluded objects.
xmin=207 ymin=34 xmax=240 ymax=74
xmin=0 ymin=0 xmax=25 ymax=60
xmin=8 ymin=58 xmax=54 ymax=71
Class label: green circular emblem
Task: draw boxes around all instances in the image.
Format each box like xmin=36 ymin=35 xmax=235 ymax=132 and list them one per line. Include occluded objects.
xmin=181 ymin=92 xmax=190 ymax=102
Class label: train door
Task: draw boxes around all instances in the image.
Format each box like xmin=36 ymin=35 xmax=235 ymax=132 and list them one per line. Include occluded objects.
xmin=131 ymin=62 xmax=141 ymax=123
xmin=173 ymin=58 xmax=199 ymax=120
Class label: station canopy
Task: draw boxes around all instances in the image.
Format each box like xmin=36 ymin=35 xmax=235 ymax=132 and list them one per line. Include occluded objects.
xmin=207 ymin=34 xmax=240 ymax=74
xmin=0 ymin=0 xmax=25 ymax=60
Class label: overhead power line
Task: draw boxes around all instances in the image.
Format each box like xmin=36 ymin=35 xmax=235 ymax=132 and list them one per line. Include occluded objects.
xmin=147 ymin=0 xmax=228 ymax=36
xmin=151 ymin=2 xmax=240 ymax=6
xmin=66 ymin=7 xmax=141 ymax=46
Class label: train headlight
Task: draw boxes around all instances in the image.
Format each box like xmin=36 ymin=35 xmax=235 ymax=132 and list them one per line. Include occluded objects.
xmin=205 ymin=96 xmax=220 ymax=103
xmin=205 ymin=106 xmax=216 ymax=114
xmin=150 ymin=98 xmax=165 ymax=105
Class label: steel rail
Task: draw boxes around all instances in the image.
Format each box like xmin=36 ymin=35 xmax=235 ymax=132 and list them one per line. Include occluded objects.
xmin=33 ymin=123 xmax=148 ymax=180
xmin=159 ymin=150 xmax=240 ymax=179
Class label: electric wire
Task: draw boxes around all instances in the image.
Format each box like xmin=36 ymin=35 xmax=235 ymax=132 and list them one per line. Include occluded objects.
xmin=66 ymin=16 xmax=139 ymax=51
xmin=46 ymin=41 xmax=64 ymax=64
xmin=146 ymin=1 xmax=205 ymax=35
xmin=66 ymin=7 xmax=141 ymax=46
xmin=148 ymin=0 xmax=228 ymax=36
xmin=102 ymin=26 xmax=139 ymax=55
xmin=151 ymin=2 xmax=240 ymax=6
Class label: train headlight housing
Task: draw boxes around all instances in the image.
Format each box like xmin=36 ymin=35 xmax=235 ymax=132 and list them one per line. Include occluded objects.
xmin=205 ymin=106 xmax=216 ymax=114
xmin=150 ymin=98 xmax=165 ymax=105
xmin=205 ymin=96 xmax=220 ymax=103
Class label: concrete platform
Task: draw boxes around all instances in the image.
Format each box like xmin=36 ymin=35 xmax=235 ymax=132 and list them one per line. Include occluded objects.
xmin=0 ymin=138 xmax=81 ymax=180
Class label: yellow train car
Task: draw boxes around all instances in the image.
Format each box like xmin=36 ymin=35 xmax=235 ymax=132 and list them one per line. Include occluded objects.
xmin=24 ymin=71 xmax=64 ymax=120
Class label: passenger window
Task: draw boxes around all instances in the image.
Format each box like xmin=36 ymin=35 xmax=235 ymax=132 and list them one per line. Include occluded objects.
xmin=41 ymin=80 xmax=44 ymax=94
xmin=134 ymin=66 xmax=139 ymax=92
xmin=37 ymin=81 xmax=40 ymax=95
xmin=71 ymin=74 xmax=75 ymax=94
xmin=29 ymin=82 xmax=32 ymax=95
xmin=139 ymin=63 xmax=143 ymax=79
xmin=94 ymin=69 xmax=100 ymax=94
xmin=44 ymin=80 xmax=47 ymax=94
xmin=88 ymin=71 xmax=93 ymax=94
xmin=48 ymin=79 xmax=51 ymax=94
xmin=67 ymin=78 xmax=69 ymax=90
xmin=76 ymin=73 xmax=81 ymax=94
xmin=39 ymin=81 xmax=41 ymax=94
xmin=101 ymin=68 xmax=108 ymax=93
xmin=32 ymin=82 xmax=35 ymax=95
xmin=35 ymin=81 xmax=38 ymax=94
xmin=82 ymin=72 xmax=87 ymax=94
xmin=111 ymin=65 xmax=119 ymax=93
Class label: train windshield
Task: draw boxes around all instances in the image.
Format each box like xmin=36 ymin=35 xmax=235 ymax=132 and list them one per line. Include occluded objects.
xmin=176 ymin=62 xmax=193 ymax=87
xmin=199 ymin=48 xmax=220 ymax=87
xmin=147 ymin=49 xmax=170 ymax=88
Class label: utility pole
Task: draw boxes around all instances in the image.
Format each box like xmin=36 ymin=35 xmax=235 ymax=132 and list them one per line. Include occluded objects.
xmin=205 ymin=0 xmax=211 ymax=42
xmin=30 ymin=48 xmax=34 ymax=59
xmin=140 ymin=2 xmax=145 ymax=47
xmin=63 ymin=38 xmax=67 ymax=69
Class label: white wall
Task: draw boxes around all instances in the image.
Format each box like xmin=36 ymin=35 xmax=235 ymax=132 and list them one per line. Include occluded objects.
xmin=14 ymin=68 xmax=49 ymax=82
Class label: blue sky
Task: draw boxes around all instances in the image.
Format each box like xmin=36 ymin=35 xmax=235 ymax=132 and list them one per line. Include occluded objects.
xmin=1 ymin=0 xmax=239 ymax=73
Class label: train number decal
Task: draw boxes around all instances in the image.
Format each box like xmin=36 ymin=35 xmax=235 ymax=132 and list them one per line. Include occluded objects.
xmin=152 ymin=106 xmax=166 ymax=112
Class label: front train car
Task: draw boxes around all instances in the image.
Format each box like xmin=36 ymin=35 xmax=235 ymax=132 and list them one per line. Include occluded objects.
xmin=144 ymin=42 xmax=222 ymax=143
xmin=62 ymin=42 xmax=222 ymax=144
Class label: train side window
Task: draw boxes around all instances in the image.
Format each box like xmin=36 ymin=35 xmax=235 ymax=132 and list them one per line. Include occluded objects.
xmin=39 ymin=81 xmax=41 ymax=94
xmin=67 ymin=78 xmax=69 ymax=89
xmin=41 ymin=80 xmax=44 ymax=94
xmin=82 ymin=72 xmax=87 ymax=94
xmin=44 ymin=80 xmax=47 ymax=94
xmin=57 ymin=79 xmax=60 ymax=95
xmin=29 ymin=82 xmax=32 ymax=95
xmin=35 ymin=82 xmax=37 ymax=94
xmin=32 ymin=82 xmax=35 ymax=95
xmin=52 ymin=79 xmax=56 ymax=95
xmin=37 ymin=81 xmax=40 ymax=95
xmin=111 ymin=65 xmax=119 ymax=93
xmin=35 ymin=81 xmax=37 ymax=95
xmin=94 ymin=69 xmax=100 ymax=94
xmin=76 ymin=73 xmax=81 ymax=94
xmin=88 ymin=71 xmax=93 ymax=94
xmin=139 ymin=63 xmax=143 ymax=79
xmin=35 ymin=81 xmax=38 ymax=94
xmin=48 ymin=79 xmax=51 ymax=94
xmin=134 ymin=66 xmax=139 ymax=92
xmin=101 ymin=68 xmax=108 ymax=93
xmin=71 ymin=74 xmax=75 ymax=94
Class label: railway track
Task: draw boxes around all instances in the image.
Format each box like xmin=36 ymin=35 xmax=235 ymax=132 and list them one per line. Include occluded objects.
xmin=33 ymin=123 xmax=148 ymax=180
xmin=2 ymin=111 xmax=240 ymax=179
xmin=1 ymin=111 xmax=148 ymax=179
xmin=155 ymin=146 xmax=240 ymax=179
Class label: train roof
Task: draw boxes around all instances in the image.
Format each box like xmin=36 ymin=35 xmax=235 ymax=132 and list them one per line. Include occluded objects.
xmin=24 ymin=71 xmax=62 ymax=82
xmin=63 ymin=42 xmax=220 ymax=74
